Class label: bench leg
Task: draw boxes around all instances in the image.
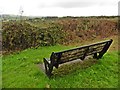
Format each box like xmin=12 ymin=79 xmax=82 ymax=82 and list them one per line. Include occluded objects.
xmin=93 ymin=53 xmax=98 ymax=59
xmin=93 ymin=40 xmax=113 ymax=59
xmin=43 ymin=58 xmax=53 ymax=77
xmin=93 ymin=53 xmax=104 ymax=59
xmin=98 ymin=40 xmax=113 ymax=59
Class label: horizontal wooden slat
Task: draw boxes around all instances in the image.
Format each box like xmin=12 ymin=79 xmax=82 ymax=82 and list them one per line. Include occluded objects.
xmin=60 ymin=54 xmax=84 ymax=61
xmin=61 ymin=50 xmax=85 ymax=57
xmin=55 ymin=39 xmax=112 ymax=54
xmin=59 ymin=56 xmax=83 ymax=64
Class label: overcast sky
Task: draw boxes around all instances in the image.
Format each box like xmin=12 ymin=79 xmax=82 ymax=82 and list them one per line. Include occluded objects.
xmin=0 ymin=0 xmax=119 ymax=16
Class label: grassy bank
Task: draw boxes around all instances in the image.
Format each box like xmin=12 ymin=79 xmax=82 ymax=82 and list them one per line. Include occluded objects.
xmin=2 ymin=45 xmax=119 ymax=88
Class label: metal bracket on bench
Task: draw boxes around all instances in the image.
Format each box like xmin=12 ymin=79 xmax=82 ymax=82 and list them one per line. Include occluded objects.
xmin=93 ymin=53 xmax=98 ymax=59
xmin=80 ymin=47 xmax=89 ymax=60
xmin=43 ymin=58 xmax=53 ymax=77
xmin=98 ymin=40 xmax=113 ymax=59
xmin=93 ymin=39 xmax=113 ymax=59
xmin=50 ymin=52 xmax=61 ymax=69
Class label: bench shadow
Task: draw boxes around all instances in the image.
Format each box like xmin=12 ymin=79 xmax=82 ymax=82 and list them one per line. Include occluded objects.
xmin=51 ymin=57 xmax=99 ymax=78
xmin=37 ymin=56 xmax=99 ymax=78
xmin=37 ymin=62 xmax=46 ymax=74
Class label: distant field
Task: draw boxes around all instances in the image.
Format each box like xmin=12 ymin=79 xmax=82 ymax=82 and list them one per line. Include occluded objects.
xmin=2 ymin=39 xmax=119 ymax=88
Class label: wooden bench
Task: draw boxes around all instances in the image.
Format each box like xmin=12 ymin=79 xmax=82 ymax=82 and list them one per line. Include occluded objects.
xmin=43 ymin=39 xmax=113 ymax=77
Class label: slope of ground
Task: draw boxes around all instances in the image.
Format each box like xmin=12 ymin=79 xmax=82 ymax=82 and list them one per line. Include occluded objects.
xmin=2 ymin=35 xmax=119 ymax=88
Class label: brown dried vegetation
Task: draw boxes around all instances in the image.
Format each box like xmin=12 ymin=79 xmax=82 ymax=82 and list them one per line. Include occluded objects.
xmin=2 ymin=17 xmax=118 ymax=53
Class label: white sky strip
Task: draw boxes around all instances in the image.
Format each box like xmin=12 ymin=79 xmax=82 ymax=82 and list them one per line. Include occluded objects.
xmin=0 ymin=0 xmax=119 ymax=16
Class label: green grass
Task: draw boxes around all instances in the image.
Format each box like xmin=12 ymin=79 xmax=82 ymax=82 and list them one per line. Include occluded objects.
xmin=2 ymin=45 xmax=119 ymax=88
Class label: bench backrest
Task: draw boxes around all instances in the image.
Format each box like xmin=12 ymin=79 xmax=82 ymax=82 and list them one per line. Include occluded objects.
xmin=50 ymin=39 xmax=113 ymax=66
